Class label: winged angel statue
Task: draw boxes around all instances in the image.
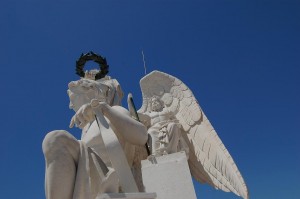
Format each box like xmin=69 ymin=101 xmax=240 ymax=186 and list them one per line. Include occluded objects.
xmin=136 ymin=70 xmax=249 ymax=199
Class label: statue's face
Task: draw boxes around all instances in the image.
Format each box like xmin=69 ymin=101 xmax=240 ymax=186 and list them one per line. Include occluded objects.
xmin=151 ymin=97 xmax=163 ymax=112
xmin=67 ymin=79 xmax=109 ymax=112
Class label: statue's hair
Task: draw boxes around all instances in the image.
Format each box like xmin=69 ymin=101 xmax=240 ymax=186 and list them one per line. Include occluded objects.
xmin=150 ymin=95 xmax=161 ymax=101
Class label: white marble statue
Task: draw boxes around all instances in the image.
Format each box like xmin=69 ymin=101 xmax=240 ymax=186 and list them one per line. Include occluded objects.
xmin=42 ymin=65 xmax=248 ymax=199
xmin=137 ymin=71 xmax=249 ymax=199
xmin=42 ymin=71 xmax=148 ymax=199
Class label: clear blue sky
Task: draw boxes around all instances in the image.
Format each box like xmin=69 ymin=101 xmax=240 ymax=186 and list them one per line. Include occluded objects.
xmin=0 ymin=1 xmax=299 ymax=199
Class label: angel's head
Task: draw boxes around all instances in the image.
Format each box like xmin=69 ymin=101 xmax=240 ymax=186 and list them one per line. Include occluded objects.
xmin=67 ymin=77 xmax=123 ymax=112
xmin=150 ymin=96 xmax=164 ymax=112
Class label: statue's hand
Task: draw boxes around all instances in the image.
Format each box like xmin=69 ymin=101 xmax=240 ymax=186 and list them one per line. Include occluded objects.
xmin=69 ymin=99 xmax=109 ymax=129
xmin=69 ymin=103 xmax=95 ymax=129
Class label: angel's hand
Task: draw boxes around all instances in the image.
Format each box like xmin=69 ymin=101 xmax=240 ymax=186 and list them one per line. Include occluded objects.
xmin=69 ymin=102 xmax=95 ymax=129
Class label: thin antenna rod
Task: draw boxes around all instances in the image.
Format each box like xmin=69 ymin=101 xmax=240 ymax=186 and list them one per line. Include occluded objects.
xmin=142 ymin=50 xmax=147 ymax=75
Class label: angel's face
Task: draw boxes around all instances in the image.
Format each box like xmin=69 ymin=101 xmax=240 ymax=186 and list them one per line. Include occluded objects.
xmin=151 ymin=97 xmax=163 ymax=112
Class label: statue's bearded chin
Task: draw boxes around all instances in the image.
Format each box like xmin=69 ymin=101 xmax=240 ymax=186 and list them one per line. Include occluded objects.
xmin=152 ymin=103 xmax=163 ymax=112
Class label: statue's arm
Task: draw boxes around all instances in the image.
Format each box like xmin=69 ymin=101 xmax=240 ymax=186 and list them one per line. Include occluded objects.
xmin=69 ymin=101 xmax=148 ymax=145
xmin=101 ymin=104 xmax=148 ymax=146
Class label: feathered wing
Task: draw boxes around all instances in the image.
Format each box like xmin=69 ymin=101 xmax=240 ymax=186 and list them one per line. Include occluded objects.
xmin=138 ymin=70 xmax=249 ymax=199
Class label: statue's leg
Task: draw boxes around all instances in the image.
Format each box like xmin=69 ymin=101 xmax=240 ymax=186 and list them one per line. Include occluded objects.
xmin=147 ymin=128 xmax=160 ymax=156
xmin=166 ymin=123 xmax=181 ymax=154
xmin=42 ymin=130 xmax=80 ymax=199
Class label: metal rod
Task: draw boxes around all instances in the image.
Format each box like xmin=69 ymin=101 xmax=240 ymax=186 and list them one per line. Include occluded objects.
xmin=142 ymin=50 xmax=147 ymax=75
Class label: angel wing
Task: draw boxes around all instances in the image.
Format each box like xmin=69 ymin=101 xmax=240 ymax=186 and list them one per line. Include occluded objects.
xmin=138 ymin=70 xmax=249 ymax=199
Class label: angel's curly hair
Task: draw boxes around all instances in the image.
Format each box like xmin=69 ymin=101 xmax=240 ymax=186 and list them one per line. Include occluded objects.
xmin=149 ymin=95 xmax=164 ymax=111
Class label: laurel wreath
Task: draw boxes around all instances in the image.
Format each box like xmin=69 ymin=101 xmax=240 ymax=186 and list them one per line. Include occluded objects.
xmin=75 ymin=51 xmax=109 ymax=80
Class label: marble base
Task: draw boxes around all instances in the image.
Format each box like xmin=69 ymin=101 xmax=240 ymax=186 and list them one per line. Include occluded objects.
xmin=141 ymin=151 xmax=197 ymax=199
xmin=96 ymin=193 xmax=157 ymax=199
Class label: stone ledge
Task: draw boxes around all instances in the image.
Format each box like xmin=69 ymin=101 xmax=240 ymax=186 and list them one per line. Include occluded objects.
xmin=96 ymin=192 xmax=157 ymax=199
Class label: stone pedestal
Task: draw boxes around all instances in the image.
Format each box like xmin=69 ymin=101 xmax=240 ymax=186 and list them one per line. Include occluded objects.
xmin=97 ymin=193 xmax=157 ymax=199
xmin=141 ymin=151 xmax=197 ymax=199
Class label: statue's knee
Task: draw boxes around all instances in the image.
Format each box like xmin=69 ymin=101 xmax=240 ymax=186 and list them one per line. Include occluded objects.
xmin=42 ymin=130 xmax=78 ymax=158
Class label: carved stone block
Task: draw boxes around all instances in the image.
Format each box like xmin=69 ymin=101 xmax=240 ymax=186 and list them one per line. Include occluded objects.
xmin=141 ymin=151 xmax=197 ymax=199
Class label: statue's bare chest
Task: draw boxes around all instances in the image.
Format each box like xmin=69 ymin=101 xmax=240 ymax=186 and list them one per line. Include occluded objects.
xmin=149 ymin=110 xmax=170 ymax=125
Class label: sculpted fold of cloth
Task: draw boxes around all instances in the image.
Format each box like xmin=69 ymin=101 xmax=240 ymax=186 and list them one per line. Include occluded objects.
xmin=42 ymin=76 xmax=148 ymax=199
